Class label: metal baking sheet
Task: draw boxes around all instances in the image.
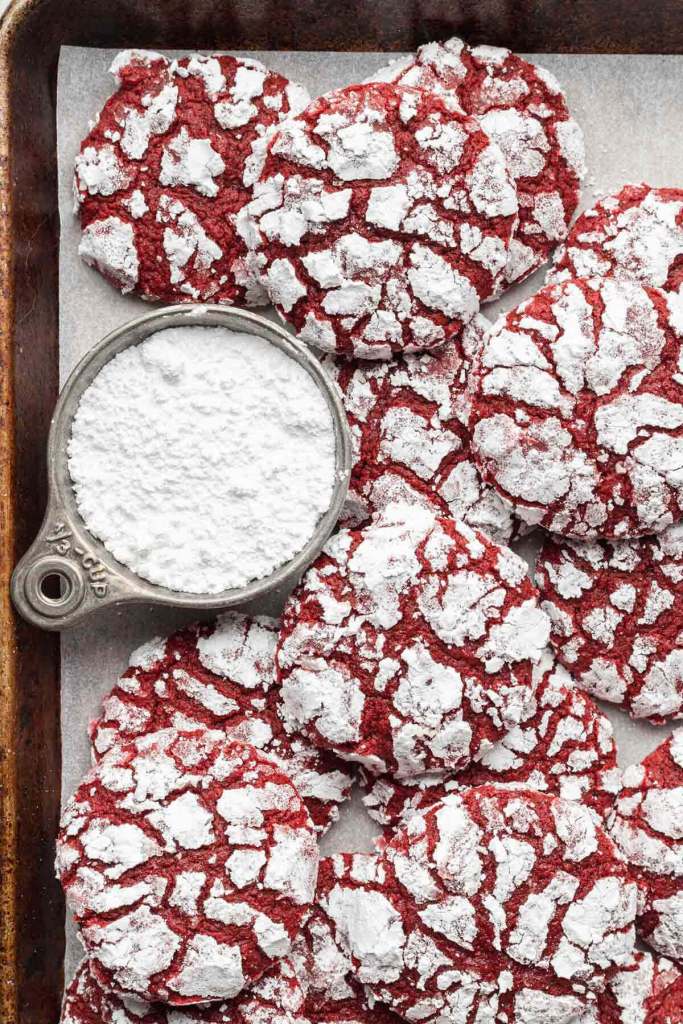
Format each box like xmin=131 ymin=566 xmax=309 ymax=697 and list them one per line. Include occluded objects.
xmin=57 ymin=45 xmax=683 ymax=982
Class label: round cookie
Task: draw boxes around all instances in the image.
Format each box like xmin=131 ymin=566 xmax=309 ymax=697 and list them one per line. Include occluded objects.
xmin=369 ymin=37 xmax=586 ymax=287
xmin=60 ymin=956 xmax=307 ymax=1024
xmin=608 ymin=733 xmax=683 ymax=963
xmin=318 ymin=786 xmax=638 ymax=1023
xmin=241 ymin=81 xmax=518 ymax=359
xmin=537 ymin=528 xmax=683 ymax=722
xmin=90 ymin=613 xmax=354 ymax=833
xmin=55 ymin=729 xmax=319 ymax=1004
xmin=323 ymin=313 xmax=517 ymax=542
xmin=548 ymin=183 xmax=683 ymax=290
xmin=292 ymin=853 xmax=403 ymax=1024
xmin=275 ymin=502 xmax=550 ymax=779
xmin=75 ymin=50 xmax=309 ymax=305
xmin=361 ymin=649 xmax=621 ymax=830
xmin=465 ymin=275 xmax=683 ymax=540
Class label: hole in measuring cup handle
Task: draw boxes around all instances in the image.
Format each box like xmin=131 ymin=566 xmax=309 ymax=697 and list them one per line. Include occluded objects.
xmin=23 ymin=555 xmax=86 ymax=618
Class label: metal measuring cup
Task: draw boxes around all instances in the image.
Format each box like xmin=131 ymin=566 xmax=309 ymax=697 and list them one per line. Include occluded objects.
xmin=11 ymin=304 xmax=352 ymax=631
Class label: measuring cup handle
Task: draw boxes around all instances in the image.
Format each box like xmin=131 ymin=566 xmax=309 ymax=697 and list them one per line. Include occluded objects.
xmin=10 ymin=512 xmax=123 ymax=630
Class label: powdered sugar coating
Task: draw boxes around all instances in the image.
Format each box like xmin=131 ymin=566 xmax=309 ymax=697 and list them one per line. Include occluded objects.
xmin=55 ymin=730 xmax=319 ymax=1004
xmin=323 ymin=314 xmax=517 ymax=540
xmin=361 ymin=649 xmax=621 ymax=831
xmin=291 ymin=854 xmax=402 ymax=1024
xmin=319 ymin=787 xmax=637 ymax=1023
xmin=602 ymin=953 xmax=681 ymax=1024
xmin=74 ymin=50 xmax=310 ymax=305
xmin=242 ymin=81 xmax=518 ymax=359
xmin=89 ymin=614 xmax=354 ymax=833
xmin=275 ymin=502 xmax=550 ymax=778
xmin=60 ymin=955 xmax=308 ymax=1024
xmin=466 ymin=275 xmax=683 ymax=540
xmin=548 ymin=184 xmax=683 ymax=291
xmin=608 ymin=734 xmax=683 ymax=963
xmin=369 ymin=37 xmax=585 ymax=288
xmin=537 ymin=528 xmax=683 ymax=722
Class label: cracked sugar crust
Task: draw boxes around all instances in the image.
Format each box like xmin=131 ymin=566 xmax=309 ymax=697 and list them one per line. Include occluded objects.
xmin=465 ymin=275 xmax=683 ymax=540
xmin=241 ymin=81 xmax=518 ymax=359
xmin=369 ymin=37 xmax=586 ymax=289
xmin=323 ymin=313 xmax=518 ymax=542
xmin=274 ymin=502 xmax=550 ymax=779
xmin=60 ymin=955 xmax=308 ymax=1024
xmin=360 ymin=649 xmax=621 ymax=832
xmin=317 ymin=786 xmax=637 ymax=1024
xmin=601 ymin=953 xmax=681 ymax=1024
xmin=291 ymin=854 xmax=403 ymax=1024
xmin=607 ymin=733 xmax=683 ymax=964
xmin=548 ymin=184 xmax=683 ymax=291
xmin=89 ymin=614 xmax=354 ymax=834
xmin=55 ymin=729 xmax=319 ymax=1005
xmin=74 ymin=50 xmax=309 ymax=305
xmin=537 ymin=528 xmax=683 ymax=722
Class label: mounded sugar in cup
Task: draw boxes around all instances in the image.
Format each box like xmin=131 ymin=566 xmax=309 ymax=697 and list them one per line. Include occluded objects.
xmin=68 ymin=325 xmax=337 ymax=593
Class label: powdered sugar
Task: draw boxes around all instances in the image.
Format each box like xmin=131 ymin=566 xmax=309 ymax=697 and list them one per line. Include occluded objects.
xmin=68 ymin=325 xmax=336 ymax=594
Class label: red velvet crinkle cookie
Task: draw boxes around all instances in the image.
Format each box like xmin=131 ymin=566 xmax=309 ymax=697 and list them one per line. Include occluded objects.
xmin=323 ymin=313 xmax=518 ymax=542
xmin=291 ymin=853 xmax=402 ymax=1024
xmin=275 ymin=503 xmax=550 ymax=779
xmin=55 ymin=729 xmax=319 ymax=1005
xmin=89 ymin=613 xmax=354 ymax=833
xmin=361 ymin=649 xmax=621 ymax=831
xmin=548 ymin=183 xmax=683 ymax=290
xmin=318 ymin=786 xmax=637 ymax=1024
xmin=74 ymin=50 xmax=309 ymax=305
xmin=369 ymin=37 xmax=586 ymax=288
xmin=60 ymin=955 xmax=308 ymax=1024
xmin=241 ymin=81 xmax=518 ymax=359
xmin=465 ymin=275 xmax=683 ymax=540
xmin=537 ymin=528 xmax=683 ymax=722
xmin=608 ymin=733 xmax=683 ymax=964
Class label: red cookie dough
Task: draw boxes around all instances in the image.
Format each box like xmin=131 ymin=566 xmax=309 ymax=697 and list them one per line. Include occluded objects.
xmin=549 ymin=184 xmax=683 ymax=291
xmin=75 ymin=50 xmax=309 ymax=305
xmin=292 ymin=854 xmax=402 ymax=1024
xmin=361 ymin=650 xmax=621 ymax=830
xmin=89 ymin=613 xmax=354 ymax=833
xmin=537 ymin=528 xmax=683 ymax=722
xmin=323 ymin=313 xmax=518 ymax=542
xmin=60 ymin=955 xmax=308 ymax=1024
xmin=608 ymin=733 xmax=683 ymax=964
xmin=55 ymin=729 xmax=319 ymax=1004
xmin=318 ymin=786 xmax=637 ymax=1024
xmin=370 ymin=37 xmax=586 ymax=288
xmin=242 ymin=81 xmax=518 ymax=359
xmin=275 ymin=503 xmax=550 ymax=779
xmin=465 ymin=275 xmax=683 ymax=540
xmin=647 ymin=974 xmax=683 ymax=1024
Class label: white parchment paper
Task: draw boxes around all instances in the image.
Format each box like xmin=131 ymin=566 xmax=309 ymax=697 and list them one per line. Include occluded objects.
xmin=56 ymin=45 xmax=683 ymax=981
